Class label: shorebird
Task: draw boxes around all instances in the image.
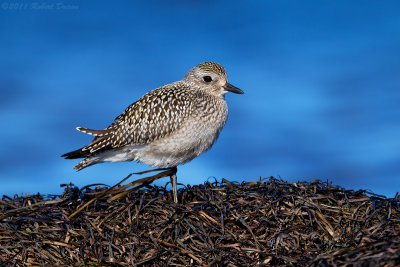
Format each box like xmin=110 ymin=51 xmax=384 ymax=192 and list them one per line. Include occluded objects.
xmin=62 ymin=62 xmax=243 ymax=202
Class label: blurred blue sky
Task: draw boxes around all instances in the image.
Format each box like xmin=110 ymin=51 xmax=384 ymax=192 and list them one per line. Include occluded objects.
xmin=1 ymin=1 xmax=399 ymax=197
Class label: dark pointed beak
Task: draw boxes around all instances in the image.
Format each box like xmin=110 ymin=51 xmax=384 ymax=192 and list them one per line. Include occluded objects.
xmin=223 ymin=83 xmax=244 ymax=94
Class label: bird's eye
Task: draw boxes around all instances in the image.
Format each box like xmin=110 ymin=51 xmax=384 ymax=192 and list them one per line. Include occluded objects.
xmin=203 ymin=76 xmax=212 ymax=82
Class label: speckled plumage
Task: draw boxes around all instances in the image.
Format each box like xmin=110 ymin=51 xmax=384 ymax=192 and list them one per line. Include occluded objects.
xmin=62 ymin=62 xmax=243 ymax=172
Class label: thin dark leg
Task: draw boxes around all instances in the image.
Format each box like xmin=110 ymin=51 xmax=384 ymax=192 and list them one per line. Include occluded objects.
xmin=169 ymin=167 xmax=178 ymax=203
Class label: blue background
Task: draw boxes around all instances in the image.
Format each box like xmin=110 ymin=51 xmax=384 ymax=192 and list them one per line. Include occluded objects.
xmin=1 ymin=1 xmax=399 ymax=197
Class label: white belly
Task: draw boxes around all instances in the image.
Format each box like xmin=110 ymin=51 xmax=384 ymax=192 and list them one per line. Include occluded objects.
xmin=135 ymin=114 xmax=227 ymax=167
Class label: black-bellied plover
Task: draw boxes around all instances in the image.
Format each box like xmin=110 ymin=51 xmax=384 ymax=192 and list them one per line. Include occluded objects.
xmin=62 ymin=62 xmax=244 ymax=202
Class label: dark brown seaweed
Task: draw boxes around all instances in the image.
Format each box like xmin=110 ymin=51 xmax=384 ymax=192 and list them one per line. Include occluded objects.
xmin=1 ymin=174 xmax=399 ymax=266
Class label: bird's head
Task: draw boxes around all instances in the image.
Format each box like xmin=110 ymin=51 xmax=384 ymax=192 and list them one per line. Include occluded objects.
xmin=183 ymin=62 xmax=244 ymax=97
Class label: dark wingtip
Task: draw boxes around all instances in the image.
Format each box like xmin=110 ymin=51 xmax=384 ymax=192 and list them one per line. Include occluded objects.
xmin=61 ymin=148 xmax=87 ymax=159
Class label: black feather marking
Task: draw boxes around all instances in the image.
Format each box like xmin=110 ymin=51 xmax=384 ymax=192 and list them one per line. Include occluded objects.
xmin=62 ymin=143 xmax=114 ymax=160
xmin=61 ymin=148 xmax=90 ymax=159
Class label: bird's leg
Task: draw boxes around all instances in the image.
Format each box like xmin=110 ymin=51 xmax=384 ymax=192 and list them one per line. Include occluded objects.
xmin=169 ymin=167 xmax=178 ymax=203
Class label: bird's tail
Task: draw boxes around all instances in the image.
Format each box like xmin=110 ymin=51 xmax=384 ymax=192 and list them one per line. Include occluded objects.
xmin=61 ymin=148 xmax=100 ymax=171
xmin=62 ymin=126 xmax=114 ymax=171
xmin=73 ymin=157 xmax=100 ymax=171
xmin=62 ymin=126 xmax=113 ymax=159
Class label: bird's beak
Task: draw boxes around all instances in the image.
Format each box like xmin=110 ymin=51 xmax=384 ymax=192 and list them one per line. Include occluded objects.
xmin=223 ymin=83 xmax=244 ymax=94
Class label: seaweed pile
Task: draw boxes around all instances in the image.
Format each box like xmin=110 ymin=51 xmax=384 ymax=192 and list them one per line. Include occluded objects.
xmin=1 ymin=173 xmax=399 ymax=266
